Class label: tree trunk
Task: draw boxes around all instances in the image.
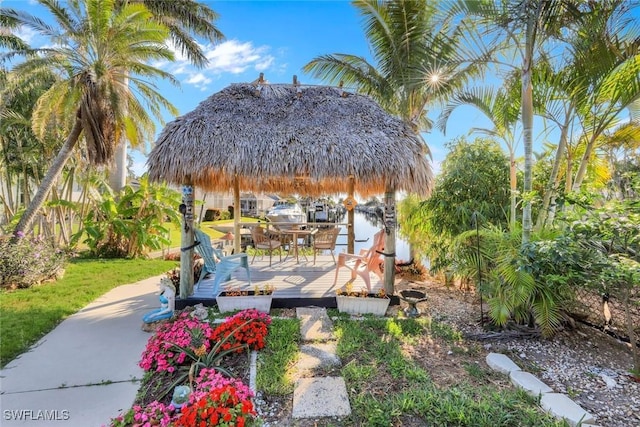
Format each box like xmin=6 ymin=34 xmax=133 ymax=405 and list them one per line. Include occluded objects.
xmin=109 ymin=75 xmax=129 ymax=192
xmin=13 ymin=118 xmax=83 ymax=237
xmin=535 ymin=113 xmax=570 ymax=231
xmin=180 ymin=182 xmax=195 ymax=299
xmin=521 ymin=65 xmax=534 ymax=244
xmin=509 ymin=151 xmax=517 ymax=232
xmin=571 ymin=133 xmax=597 ymax=192
xmin=383 ymin=187 xmax=396 ymax=295
xmin=109 ymin=141 xmax=128 ymax=191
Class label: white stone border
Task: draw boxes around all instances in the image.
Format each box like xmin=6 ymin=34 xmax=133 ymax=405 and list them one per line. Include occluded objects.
xmin=486 ymin=353 xmax=598 ymax=426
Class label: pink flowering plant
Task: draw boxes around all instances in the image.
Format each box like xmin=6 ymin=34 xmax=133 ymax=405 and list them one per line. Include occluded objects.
xmin=139 ymin=312 xmax=214 ymax=373
xmin=108 ymin=401 xmax=175 ymax=427
xmin=0 ymin=234 xmax=66 ymax=289
xmin=189 ymin=368 xmax=254 ymax=404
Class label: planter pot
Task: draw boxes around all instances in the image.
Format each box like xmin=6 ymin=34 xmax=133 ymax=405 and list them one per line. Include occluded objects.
xmin=336 ymin=295 xmax=390 ymax=316
xmin=216 ymin=291 xmax=274 ymax=314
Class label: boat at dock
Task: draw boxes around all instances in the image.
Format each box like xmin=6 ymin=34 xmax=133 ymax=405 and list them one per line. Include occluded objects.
xmin=266 ymin=201 xmax=306 ymax=226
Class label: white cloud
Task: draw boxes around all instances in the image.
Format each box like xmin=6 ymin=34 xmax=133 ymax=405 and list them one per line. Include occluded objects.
xmin=15 ymin=25 xmax=38 ymax=45
xmin=185 ymin=73 xmax=212 ymax=86
xmin=160 ymin=39 xmax=277 ymax=91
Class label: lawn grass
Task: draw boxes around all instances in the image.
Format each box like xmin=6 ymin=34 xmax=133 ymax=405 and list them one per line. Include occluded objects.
xmin=165 ymin=218 xmax=261 ymax=248
xmin=0 ymin=258 xmax=177 ymax=367
xmin=326 ymin=317 xmax=568 ymax=426
xmin=255 ymin=315 xmax=568 ymax=426
xmin=257 ymin=318 xmax=301 ymax=395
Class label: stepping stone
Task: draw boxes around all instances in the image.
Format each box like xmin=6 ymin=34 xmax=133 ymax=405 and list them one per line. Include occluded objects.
xmin=296 ymin=307 xmax=334 ymax=341
xmin=298 ymin=342 xmax=341 ymax=372
xmin=540 ymin=393 xmax=596 ymax=426
xmin=292 ymin=377 xmax=351 ymax=418
xmin=510 ymin=370 xmax=553 ymax=396
xmin=486 ymin=353 xmax=522 ymax=375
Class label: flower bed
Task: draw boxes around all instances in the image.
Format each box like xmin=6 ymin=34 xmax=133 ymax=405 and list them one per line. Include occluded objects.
xmin=107 ymin=308 xmax=270 ymax=427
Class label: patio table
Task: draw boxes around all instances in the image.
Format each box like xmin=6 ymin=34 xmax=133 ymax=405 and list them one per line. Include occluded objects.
xmin=278 ymin=226 xmax=317 ymax=263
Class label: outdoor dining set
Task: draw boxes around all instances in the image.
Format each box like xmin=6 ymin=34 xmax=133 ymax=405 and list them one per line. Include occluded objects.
xmin=248 ymin=223 xmax=341 ymax=266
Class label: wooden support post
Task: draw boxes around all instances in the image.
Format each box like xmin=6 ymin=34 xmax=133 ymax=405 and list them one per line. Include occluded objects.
xmin=233 ymin=177 xmax=241 ymax=254
xmin=347 ymin=175 xmax=355 ymax=254
xmin=383 ymin=186 xmax=396 ymax=295
xmin=180 ymin=183 xmax=195 ymax=299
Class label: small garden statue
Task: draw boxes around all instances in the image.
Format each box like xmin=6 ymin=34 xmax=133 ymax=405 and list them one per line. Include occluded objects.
xmin=190 ymin=303 xmax=209 ymax=321
xmin=142 ymin=277 xmax=175 ymax=324
xmin=171 ymin=385 xmax=191 ymax=410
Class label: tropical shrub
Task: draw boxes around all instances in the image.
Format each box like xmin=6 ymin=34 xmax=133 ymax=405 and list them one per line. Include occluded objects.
xmin=454 ymin=226 xmax=574 ymax=337
xmin=399 ymin=137 xmax=511 ymax=274
xmin=0 ymin=233 xmax=67 ymax=289
xmin=423 ymin=137 xmax=510 ymax=238
xmin=72 ymin=176 xmax=181 ymax=258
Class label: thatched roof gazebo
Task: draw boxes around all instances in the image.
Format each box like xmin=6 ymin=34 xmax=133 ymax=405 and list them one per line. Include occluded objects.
xmin=147 ymin=77 xmax=433 ymax=298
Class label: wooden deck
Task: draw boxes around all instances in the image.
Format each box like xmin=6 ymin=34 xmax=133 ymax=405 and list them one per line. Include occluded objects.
xmin=178 ymin=254 xmax=390 ymax=309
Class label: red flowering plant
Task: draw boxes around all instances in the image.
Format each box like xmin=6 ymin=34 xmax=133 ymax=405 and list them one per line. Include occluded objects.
xmin=139 ymin=312 xmax=214 ymax=373
xmin=173 ymin=384 xmax=256 ymax=427
xmin=189 ymin=368 xmax=254 ymax=406
xmin=209 ymin=309 xmax=272 ymax=354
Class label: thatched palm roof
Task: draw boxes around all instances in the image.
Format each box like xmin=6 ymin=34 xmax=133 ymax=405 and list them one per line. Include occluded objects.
xmin=147 ymin=82 xmax=433 ymax=197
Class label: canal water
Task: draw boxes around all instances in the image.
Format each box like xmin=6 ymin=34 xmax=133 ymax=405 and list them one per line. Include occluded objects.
xmin=332 ymin=212 xmax=410 ymax=261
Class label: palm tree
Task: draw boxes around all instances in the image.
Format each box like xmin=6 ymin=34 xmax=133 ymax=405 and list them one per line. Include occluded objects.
xmin=305 ymin=1 xmax=482 ymax=132
xmin=459 ymin=0 xmax=583 ymax=244
xmin=531 ymin=1 xmax=640 ymax=228
xmin=303 ymin=0 xmax=483 ymax=293
xmin=0 ymin=70 xmax=56 ymax=223
xmin=108 ymin=0 xmax=224 ymax=191
xmin=2 ymin=0 xmax=179 ymax=236
xmin=568 ymin=0 xmax=640 ymax=192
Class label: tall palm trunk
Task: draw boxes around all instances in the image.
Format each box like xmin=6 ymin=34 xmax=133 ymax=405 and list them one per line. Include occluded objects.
xmin=509 ymin=151 xmax=517 ymax=231
xmin=521 ymin=66 xmax=534 ymax=244
xmin=13 ymin=118 xmax=82 ymax=236
xmin=108 ymin=76 xmax=129 ymax=192
xmin=520 ymin=1 xmax=539 ymax=246
xmin=571 ymin=133 xmax=598 ymax=192
xmin=535 ymin=110 xmax=571 ymax=230
xmin=109 ymin=142 xmax=127 ymax=191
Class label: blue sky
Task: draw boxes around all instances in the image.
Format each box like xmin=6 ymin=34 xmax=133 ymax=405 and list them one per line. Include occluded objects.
xmin=5 ymin=0 xmax=494 ymax=176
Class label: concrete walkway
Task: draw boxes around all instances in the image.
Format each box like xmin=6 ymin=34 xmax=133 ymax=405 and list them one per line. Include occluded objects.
xmin=0 ymin=275 xmax=164 ymax=427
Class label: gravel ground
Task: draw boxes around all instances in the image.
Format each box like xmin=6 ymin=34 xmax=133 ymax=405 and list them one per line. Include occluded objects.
xmin=407 ymin=277 xmax=640 ymax=427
